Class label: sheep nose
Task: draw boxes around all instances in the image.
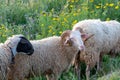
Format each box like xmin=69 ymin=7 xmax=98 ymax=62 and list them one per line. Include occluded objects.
xmin=79 ymin=45 xmax=85 ymax=51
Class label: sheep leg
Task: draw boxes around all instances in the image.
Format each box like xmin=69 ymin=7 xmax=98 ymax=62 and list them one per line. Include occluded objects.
xmin=97 ymin=58 xmax=100 ymax=71
xmin=74 ymin=51 xmax=81 ymax=80
xmin=75 ymin=63 xmax=81 ymax=80
xmin=86 ymin=65 xmax=90 ymax=80
xmin=74 ymin=60 xmax=81 ymax=80
xmin=97 ymin=53 xmax=102 ymax=72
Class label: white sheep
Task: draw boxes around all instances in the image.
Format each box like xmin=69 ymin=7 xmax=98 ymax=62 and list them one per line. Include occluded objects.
xmin=0 ymin=34 xmax=34 ymax=80
xmin=72 ymin=19 xmax=120 ymax=80
xmin=8 ymin=30 xmax=85 ymax=80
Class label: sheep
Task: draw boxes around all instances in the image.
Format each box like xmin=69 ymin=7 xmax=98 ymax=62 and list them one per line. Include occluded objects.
xmin=72 ymin=19 xmax=120 ymax=80
xmin=0 ymin=34 xmax=34 ymax=80
xmin=8 ymin=30 xmax=85 ymax=80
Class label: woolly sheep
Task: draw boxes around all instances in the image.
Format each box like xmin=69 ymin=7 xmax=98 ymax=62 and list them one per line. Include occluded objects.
xmin=0 ymin=34 xmax=34 ymax=80
xmin=8 ymin=30 xmax=85 ymax=80
xmin=72 ymin=19 xmax=120 ymax=80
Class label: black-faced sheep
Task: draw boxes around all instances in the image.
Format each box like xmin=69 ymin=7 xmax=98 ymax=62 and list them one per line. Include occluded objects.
xmin=0 ymin=34 xmax=34 ymax=80
xmin=72 ymin=19 xmax=120 ymax=80
xmin=8 ymin=30 xmax=85 ymax=80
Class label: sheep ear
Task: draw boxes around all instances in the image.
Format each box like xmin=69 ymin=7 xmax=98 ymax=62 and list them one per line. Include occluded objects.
xmin=81 ymin=33 xmax=94 ymax=42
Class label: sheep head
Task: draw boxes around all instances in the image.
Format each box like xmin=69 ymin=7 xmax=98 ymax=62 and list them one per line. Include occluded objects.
xmin=61 ymin=30 xmax=85 ymax=51
xmin=5 ymin=34 xmax=34 ymax=56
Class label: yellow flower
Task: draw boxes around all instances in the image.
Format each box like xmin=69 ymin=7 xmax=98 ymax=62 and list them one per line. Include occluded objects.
xmin=75 ymin=0 xmax=78 ymax=2
xmin=52 ymin=18 xmax=56 ymax=21
xmin=73 ymin=13 xmax=77 ymax=16
xmin=96 ymin=5 xmax=100 ymax=9
xmin=115 ymin=6 xmax=119 ymax=9
xmin=52 ymin=17 xmax=59 ymax=21
xmin=48 ymin=26 xmax=52 ymax=29
xmin=70 ymin=5 xmax=73 ymax=8
xmin=64 ymin=18 xmax=68 ymax=22
xmin=90 ymin=0 xmax=94 ymax=2
xmin=103 ymin=6 xmax=106 ymax=9
xmin=106 ymin=3 xmax=109 ymax=6
xmin=109 ymin=3 xmax=114 ymax=7
xmin=72 ymin=20 xmax=78 ymax=26
xmin=59 ymin=31 xmax=62 ymax=34
xmin=49 ymin=29 xmax=52 ymax=33
xmin=43 ymin=14 xmax=46 ymax=16
xmin=56 ymin=17 xmax=59 ymax=21
xmin=42 ymin=12 xmax=47 ymax=16
xmin=52 ymin=32 xmax=55 ymax=35
xmin=41 ymin=24 xmax=44 ymax=27
xmin=71 ymin=0 xmax=74 ymax=3
xmin=106 ymin=18 xmax=110 ymax=21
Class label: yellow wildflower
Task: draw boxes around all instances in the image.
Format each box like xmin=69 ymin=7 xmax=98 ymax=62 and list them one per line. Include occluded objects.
xmin=52 ymin=17 xmax=59 ymax=21
xmin=115 ymin=6 xmax=119 ymax=9
xmin=41 ymin=24 xmax=44 ymax=27
xmin=48 ymin=26 xmax=52 ymax=29
xmin=106 ymin=18 xmax=110 ymax=21
xmin=73 ymin=13 xmax=77 ymax=16
xmin=49 ymin=29 xmax=52 ymax=33
xmin=109 ymin=3 xmax=114 ymax=7
xmin=64 ymin=18 xmax=68 ymax=22
xmin=96 ymin=5 xmax=100 ymax=9
xmin=52 ymin=18 xmax=56 ymax=21
xmin=52 ymin=32 xmax=55 ymax=35
xmin=70 ymin=5 xmax=73 ymax=8
xmin=71 ymin=0 xmax=74 ymax=3
xmin=106 ymin=3 xmax=109 ymax=6
xmin=75 ymin=0 xmax=78 ymax=2
xmin=59 ymin=31 xmax=62 ymax=34
xmin=55 ymin=17 xmax=59 ymax=21
xmin=42 ymin=12 xmax=47 ymax=16
xmin=90 ymin=0 xmax=94 ymax=2
xmin=72 ymin=20 xmax=78 ymax=26
xmin=43 ymin=14 xmax=46 ymax=16
xmin=103 ymin=6 xmax=106 ymax=9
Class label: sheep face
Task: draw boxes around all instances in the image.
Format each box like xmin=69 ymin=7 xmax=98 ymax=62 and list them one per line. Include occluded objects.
xmin=61 ymin=30 xmax=85 ymax=51
xmin=5 ymin=35 xmax=34 ymax=56
xmin=16 ymin=36 xmax=34 ymax=55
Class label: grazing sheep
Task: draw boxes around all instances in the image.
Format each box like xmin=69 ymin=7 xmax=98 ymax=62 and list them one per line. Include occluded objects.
xmin=72 ymin=19 xmax=120 ymax=80
xmin=8 ymin=30 xmax=85 ymax=80
xmin=0 ymin=34 xmax=34 ymax=80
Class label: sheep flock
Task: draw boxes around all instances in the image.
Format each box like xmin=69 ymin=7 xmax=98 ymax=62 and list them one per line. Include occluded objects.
xmin=1 ymin=19 xmax=120 ymax=80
